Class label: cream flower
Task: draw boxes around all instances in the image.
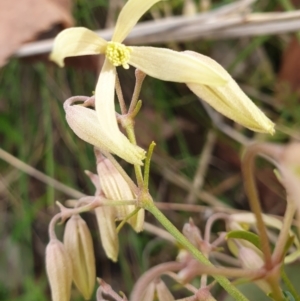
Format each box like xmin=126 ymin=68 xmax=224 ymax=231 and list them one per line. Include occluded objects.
xmin=184 ymin=51 xmax=275 ymax=134
xmin=50 ymin=0 xmax=228 ymax=165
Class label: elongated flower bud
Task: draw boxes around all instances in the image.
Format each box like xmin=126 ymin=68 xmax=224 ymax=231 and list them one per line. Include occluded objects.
xmin=64 ymin=97 xmax=145 ymax=165
xmin=64 ymin=215 xmax=96 ymax=300
xmin=155 ymin=279 xmax=175 ymax=301
xmin=182 ymin=218 xmax=202 ymax=248
xmin=46 ymin=239 xmax=72 ymax=301
xmin=238 ymin=247 xmax=271 ymax=294
xmin=96 ymin=152 xmax=144 ymax=232
xmin=141 ymin=282 xmax=155 ymax=301
xmin=95 ymin=206 xmax=119 ymax=262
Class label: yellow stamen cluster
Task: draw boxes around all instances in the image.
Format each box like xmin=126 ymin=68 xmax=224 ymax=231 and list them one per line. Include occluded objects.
xmin=105 ymin=41 xmax=132 ymax=69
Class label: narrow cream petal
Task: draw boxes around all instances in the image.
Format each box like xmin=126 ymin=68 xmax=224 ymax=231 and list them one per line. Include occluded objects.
xmin=129 ymin=46 xmax=228 ymax=85
xmin=50 ymin=27 xmax=107 ymax=67
xmin=95 ymin=59 xmax=118 ymax=133
xmin=112 ymin=0 xmax=162 ymax=43
xmin=184 ymin=51 xmax=275 ymax=134
xmin=94 ymin=59 xmax=146 ymax=164
xmin=95 ymin=207 xmax=119 ymax=262
xmin=64 ymin=101 xmax=145 ymax=165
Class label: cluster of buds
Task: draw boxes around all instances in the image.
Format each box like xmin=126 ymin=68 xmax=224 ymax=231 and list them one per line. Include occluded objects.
xmin=46 ymin=148 xmax=144 ymax=300
xmin=88 ymin=149 xmax=144 ymax=262
xmin=46 ymin=214 xmax=95 ymax=301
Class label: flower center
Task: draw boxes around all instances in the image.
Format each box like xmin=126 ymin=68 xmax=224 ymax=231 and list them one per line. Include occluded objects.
xmin=105 ymin=41 xmax=132 ymax=69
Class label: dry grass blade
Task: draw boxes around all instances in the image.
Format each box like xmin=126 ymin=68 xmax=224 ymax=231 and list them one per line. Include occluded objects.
xmin=0 ymin=147 xmax=84 ymax=199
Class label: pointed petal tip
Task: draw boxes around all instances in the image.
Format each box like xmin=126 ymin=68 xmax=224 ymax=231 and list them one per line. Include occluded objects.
xmin=268 ymin=124 xmax=276 ymax=135
xmin=50 ymin=27 xmax=107 ymax=68
xmin=49 ymin=53 xmax=64 ymax=67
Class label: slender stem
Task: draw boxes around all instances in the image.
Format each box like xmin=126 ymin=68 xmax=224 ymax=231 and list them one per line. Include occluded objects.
xmin=272 ymin=199 xmax=297 ymax=263
xmin=126 ymin=125 xmax=144 ymax=187
xmin=48 ymin=213 xmax=62 ymax=240
xmin=115 ymin=73 xmax=127 ymax=114
xmin=184 ymin=264 xmax=264 ymax=279
xmin=241 ymin=145 xmax=273 ymax=268
xmin=116 ymin=207 xmax=140 ymax=233
xmin=204 ymin=212 xmax=229 ymax=242
xmin=128 ymin=69 xmax=146 ymax=114
xmin=130 ymin=99 xmax=142 ymax=119
xmin=242 ymin=144 xmax=282 ymax=301
xmin=144 ymin=202 xmax=250 ymax=301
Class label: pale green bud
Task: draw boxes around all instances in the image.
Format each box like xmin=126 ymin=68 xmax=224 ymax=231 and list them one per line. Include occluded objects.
xmin=64 ymin=215 xmax=96 ymax=300
xmin=46 ymin=239 xmax=72 ymax=301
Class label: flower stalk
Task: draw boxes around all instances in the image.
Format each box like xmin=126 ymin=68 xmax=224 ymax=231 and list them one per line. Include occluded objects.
xmin=143 ymin=201 xmax=250 ymax=301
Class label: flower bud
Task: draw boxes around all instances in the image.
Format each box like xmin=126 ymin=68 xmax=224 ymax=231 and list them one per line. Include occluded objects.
xmin=46 ymin=239 xmax=72 ymax=301
xmin=96 ymin=153 xmax=144 ymax=232
xmin=64 ymin=215 xmax=96 ymax=300
xmin=155 ymin=279 xmax=174 ymax=301
xmin=238 ymin=246 xmax=264 ymax=270
xmin=182 ymin=218 xmax=202 ymax=248
xmin=95 ymin=206 xmax=119 ymax=262
xmin=238 ymin=247 xmax=271 ymax=294
xmin=141 ymin=282 xmax=155 ymax=301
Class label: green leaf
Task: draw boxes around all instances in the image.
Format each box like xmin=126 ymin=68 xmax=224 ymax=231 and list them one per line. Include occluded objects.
xmin=226 ymin=230 xmax=261 ymax=249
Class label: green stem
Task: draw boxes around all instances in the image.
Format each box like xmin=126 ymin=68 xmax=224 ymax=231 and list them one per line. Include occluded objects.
xmin=272 ymin=199 xmax=297 ymax=264
xmin=116 ymin=207 xmax=140 ymax=233
xmin=144 ymin=202 xmax=250 ymax=301
xmin=126 ymin=125 xmax=144 ymax=188
xmin=143 ymin=142 xmax=156 ymax=189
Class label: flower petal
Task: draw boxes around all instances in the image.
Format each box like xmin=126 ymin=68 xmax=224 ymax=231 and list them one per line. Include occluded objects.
xmin=50 ymin=27 xmax=107 ymax=67
xmin=112 ymin=0 xmax=162 ymax=43
xmin=64 ymin=99 xmax=145 ymax=165
xmin=129 ymin=46 xmax=228 ymax=85
xmin=184 ymin=51 xmax=275 ymax=134
xmin=94 ymin=59 xmax=146 ymax=165
xmin=95 ymin=60 xmax=118 ymax=134
xmin=95 ymin=206 xmax=119 ymax=262
xmin=95 ymin=148 xmax=144 ymax=232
